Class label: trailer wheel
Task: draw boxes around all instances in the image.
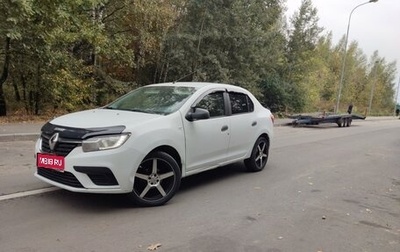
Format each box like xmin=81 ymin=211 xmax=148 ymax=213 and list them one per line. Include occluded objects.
xmin=337 ymin=118 xmax=343 ymax=127
xmin=346 ymin=118 xmax=352 ymax=127
xmin=342 ymin=118 xmax=347 ymax=127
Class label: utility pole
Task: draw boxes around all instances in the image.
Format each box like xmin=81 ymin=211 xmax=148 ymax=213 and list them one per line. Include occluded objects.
xmin=335 ymin=0 xmax=379 ymax=113
xmin=394 ymin=76 xmax=400 ymax=116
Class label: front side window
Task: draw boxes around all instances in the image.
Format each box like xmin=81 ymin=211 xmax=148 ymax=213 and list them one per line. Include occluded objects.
xmin=229 ymin=92 xmax=254 ymax=114
xmin=105 ymin=86 xmax=197 ymax=115
xmin=196 ymin=92 xmax=225 ymax=117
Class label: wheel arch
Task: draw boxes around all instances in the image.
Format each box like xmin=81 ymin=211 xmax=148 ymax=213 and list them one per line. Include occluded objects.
xmin=147 ymin=145 xmax=182 ymax=171
xmin=244 ymin=132 xmax=271 ymax=159
xmin=259 ymin=133 xmax=271 ymax=147
xmin=244 ymin=132 xmax=271 ymax=172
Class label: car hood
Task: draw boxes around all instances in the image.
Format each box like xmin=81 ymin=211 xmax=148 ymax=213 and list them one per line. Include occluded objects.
xmin=50 ymin=109 xmax=162 ymax=130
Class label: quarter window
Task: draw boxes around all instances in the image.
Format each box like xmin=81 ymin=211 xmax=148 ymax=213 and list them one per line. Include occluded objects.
xmin=229 ymin=92 xmax=254 ymax=114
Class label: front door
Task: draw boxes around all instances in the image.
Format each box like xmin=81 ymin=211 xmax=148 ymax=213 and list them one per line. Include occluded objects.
xmin=182 ymin=91 xmax=230 ymax=173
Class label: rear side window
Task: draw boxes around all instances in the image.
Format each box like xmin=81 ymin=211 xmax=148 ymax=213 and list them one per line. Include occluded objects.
xmin=229 ymin=92 xmax=254 ymax=114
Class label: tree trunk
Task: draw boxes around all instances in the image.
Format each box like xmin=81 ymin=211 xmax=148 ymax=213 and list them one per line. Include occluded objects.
xmin=13 ymin=79 xmax=21 ymax=102
xmin=34 ymin=64 xmax=40 ymax=115
xmin=0 ymin=86 xmax=6 ymax=116
xmin=20 ymin=72 xmax=30 ymax=113
xmin=0 ymin=37 xmax=11 ymax=116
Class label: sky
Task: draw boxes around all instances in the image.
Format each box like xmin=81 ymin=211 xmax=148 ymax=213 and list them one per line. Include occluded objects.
xmin=285 ymin=0 xmax=400 ymax=103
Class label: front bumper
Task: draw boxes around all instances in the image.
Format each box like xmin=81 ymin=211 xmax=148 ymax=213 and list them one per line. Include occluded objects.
xmin=34 ymin=139 xmax=144 ymax=194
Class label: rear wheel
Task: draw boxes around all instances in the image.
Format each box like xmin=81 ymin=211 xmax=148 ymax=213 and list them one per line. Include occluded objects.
xmin=244 ymin=136 xmax=269 ymax=172
xmin=342 ymin=118 xmax=347 ymax=127
xmin=346 ymin=118 xmax=352 ymax=127
xmin=128 ymin=151 xmax=181 ymax=207
xmin=337 ymin=118 xmax=347 ymax=127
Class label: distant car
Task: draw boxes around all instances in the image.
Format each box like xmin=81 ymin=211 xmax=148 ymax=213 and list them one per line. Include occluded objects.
xmin=35 ymin=82 xmax=274 ymax=206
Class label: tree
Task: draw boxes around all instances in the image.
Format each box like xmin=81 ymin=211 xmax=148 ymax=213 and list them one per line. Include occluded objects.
xmin=0 ymin=0 xmax=398 ymax=116
xmin=284 ymin=0 xmax=322 ymax=112
xmin=314 ymin=34 xmax=340 ymax=111
xmin=364 ymin=53 xmax=396 ymax=115
xmin=0 ymin=37 xmax=10 ymax=116
xmin=0 ymin=0 xmax=35 ymax=116
xmin=259 ymin=74 xmax=288 ymax=112
xmin=158 ymin=0 xmax=286 ymax=96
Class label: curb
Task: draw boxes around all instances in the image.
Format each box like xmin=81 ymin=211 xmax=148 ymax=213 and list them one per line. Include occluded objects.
xmin=0 ymin=133 xmax=39 ymax=142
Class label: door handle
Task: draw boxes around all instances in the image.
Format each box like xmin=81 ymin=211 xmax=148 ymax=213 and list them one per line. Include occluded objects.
xmin=221 ymin=125 xmax=229 ymax=132
xmin=251 ymin=121 xmax=257 ymax=126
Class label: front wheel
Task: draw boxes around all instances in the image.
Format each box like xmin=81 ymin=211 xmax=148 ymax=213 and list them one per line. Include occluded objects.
xmin=128 ymin=151 xmax=181 ymax=207
xmin=337 ymin=118 xmax=343 ymax=127
xmin=244 ymin=136 xmax=269 ymax=172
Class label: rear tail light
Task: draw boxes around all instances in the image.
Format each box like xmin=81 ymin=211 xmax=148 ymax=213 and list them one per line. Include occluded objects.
xmin=270 ymin=114 xmax=275 ymax=124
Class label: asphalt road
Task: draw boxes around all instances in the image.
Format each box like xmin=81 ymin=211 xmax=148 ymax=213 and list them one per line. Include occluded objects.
xmin=0 ymin=119 xmax=399 ymax=252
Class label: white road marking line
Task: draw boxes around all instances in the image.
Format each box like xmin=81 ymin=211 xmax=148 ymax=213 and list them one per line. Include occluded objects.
xmin=0 ymin=187 xmax=59 ymax=201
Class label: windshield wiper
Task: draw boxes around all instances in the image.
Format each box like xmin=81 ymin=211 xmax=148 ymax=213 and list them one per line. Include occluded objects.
xmin=128 ymin=108 xmax=152 ymax=113
xmin=103 ymin=107 xmax=154 ymax=114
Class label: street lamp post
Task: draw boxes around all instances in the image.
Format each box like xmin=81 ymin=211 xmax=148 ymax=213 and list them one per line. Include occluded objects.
xmin=335 ymin=0 xmax=378 ymax=113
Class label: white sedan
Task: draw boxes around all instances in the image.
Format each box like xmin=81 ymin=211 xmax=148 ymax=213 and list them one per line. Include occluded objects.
xmin=35 ymin=82 xmax=274 ymax=206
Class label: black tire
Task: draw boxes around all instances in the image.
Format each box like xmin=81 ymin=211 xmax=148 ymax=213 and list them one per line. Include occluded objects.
xmin=337 ymin=118 xmax=343 ymax=127
xmin=340 ymin=118 xmax=345 ymax=127
xmin=128 ymin=151 xmax=181 ymax=207
xmin=337 ymin=118 xmax=347 ymax=127
xmin=244 ymin=136 xmax=269 ymax=172
xmin=346 ymin=118 xmax=352 ymax=127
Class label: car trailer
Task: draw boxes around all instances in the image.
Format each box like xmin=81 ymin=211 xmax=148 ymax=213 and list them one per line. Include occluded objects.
xmin=288 ymin=113 xmax=366 ymax=127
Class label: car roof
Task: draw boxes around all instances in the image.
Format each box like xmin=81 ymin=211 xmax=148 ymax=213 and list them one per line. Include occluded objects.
xmin=147 ymin=82 xmax=247 ymax=92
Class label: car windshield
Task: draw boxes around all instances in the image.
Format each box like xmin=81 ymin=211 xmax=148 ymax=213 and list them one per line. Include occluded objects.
xmin=105 ymin=85 xmax=197 ymax=115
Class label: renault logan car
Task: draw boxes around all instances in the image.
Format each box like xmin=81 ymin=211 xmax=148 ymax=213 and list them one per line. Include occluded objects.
xmin=35 ymin=82 xmax=274 ymax=206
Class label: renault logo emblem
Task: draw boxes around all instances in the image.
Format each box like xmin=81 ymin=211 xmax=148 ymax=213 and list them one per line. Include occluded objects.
xmin=49 ymin=133 xmax=59 ymax=151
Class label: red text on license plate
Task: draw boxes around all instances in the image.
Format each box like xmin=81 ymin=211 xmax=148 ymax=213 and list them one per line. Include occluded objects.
xmin=37 ymin=153 xmax=65 ymax=171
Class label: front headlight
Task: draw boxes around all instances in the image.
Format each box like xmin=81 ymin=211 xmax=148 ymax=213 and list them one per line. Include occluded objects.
xmin=82 ymin=134 xmax=131 ymax=152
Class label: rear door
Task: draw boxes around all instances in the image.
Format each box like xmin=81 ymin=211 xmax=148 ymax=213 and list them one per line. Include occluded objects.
xmin=226 ymin=91 xmax=257 ymax=160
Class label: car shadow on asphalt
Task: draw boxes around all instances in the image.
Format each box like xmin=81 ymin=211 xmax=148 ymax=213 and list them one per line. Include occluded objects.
xmin=43 ymin=189 xmax=135 ymax=210
xmin=292 ymin=124 xmax=361 ymax=129
xmin=179 ymin=162 xmax=246 ymax=191
xmin=38 ymin=162 xmax=248 ymax=210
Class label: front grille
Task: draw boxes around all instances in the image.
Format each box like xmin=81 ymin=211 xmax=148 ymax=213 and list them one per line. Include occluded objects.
xmin=41 ymin=133 xmax=81 ymax=157
xmin=38 ymin=168 xmax=84 ymax=188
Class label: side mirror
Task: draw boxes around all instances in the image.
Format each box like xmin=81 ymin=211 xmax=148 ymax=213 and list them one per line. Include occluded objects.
xmin=185 ymin=107 xmax=210 ymax=121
